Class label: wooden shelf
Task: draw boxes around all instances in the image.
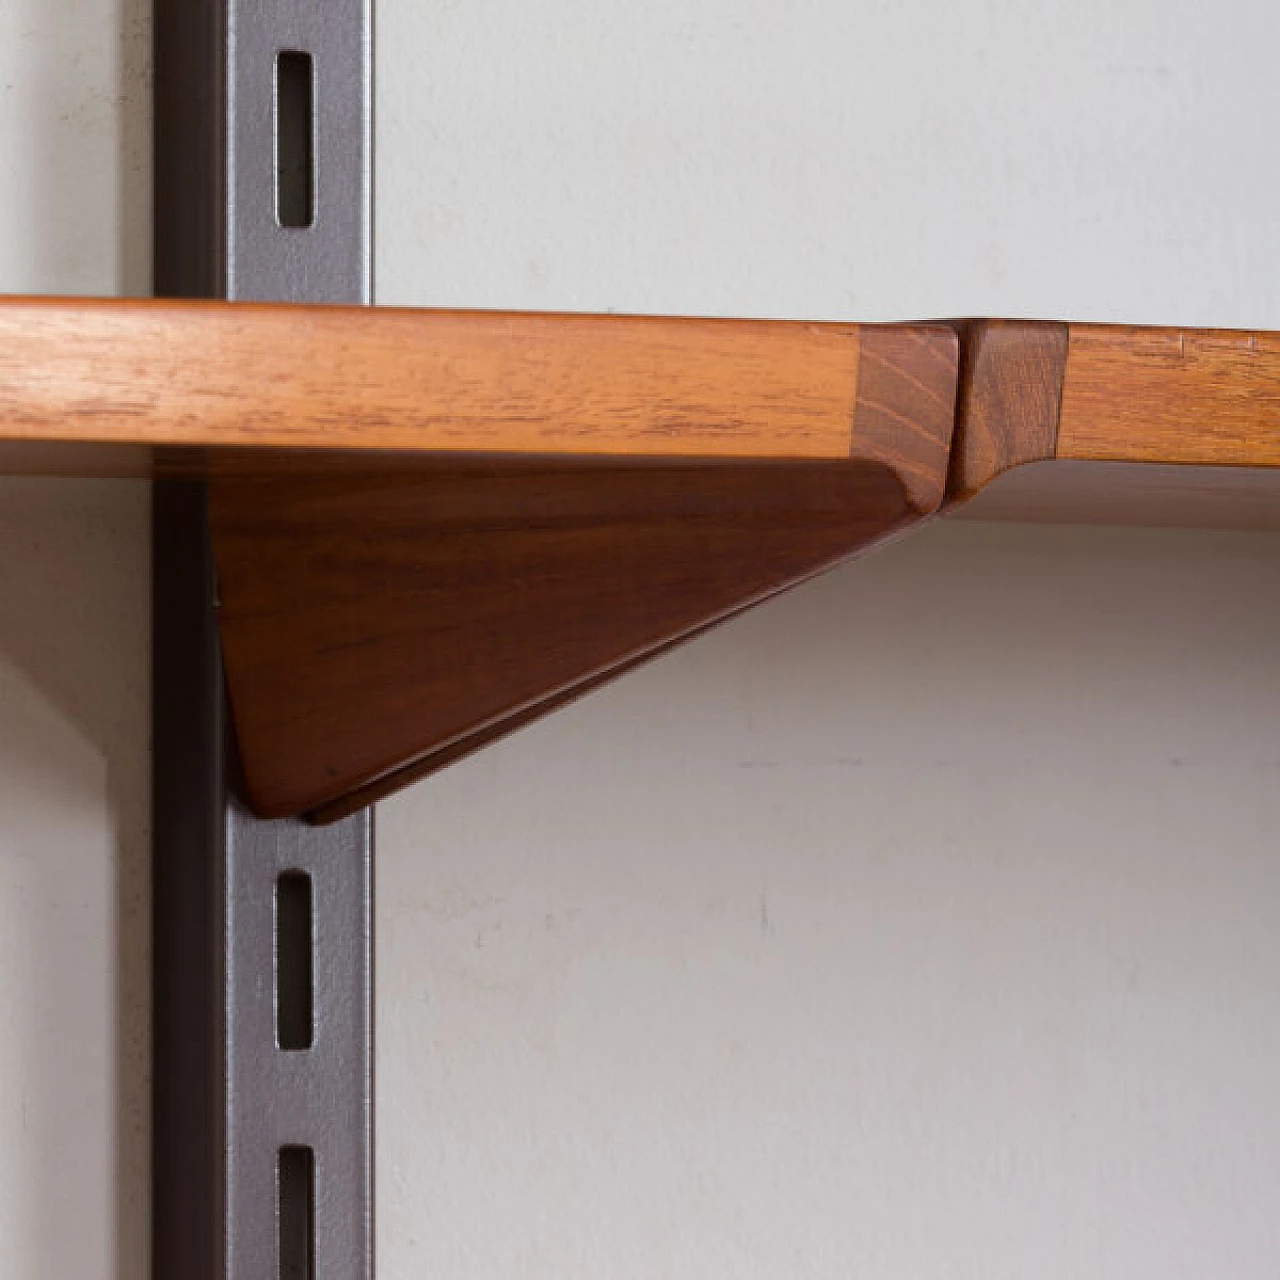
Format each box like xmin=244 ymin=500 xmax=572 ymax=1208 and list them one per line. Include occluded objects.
xmin=2 ymin=297 xmax=1277 ymax=818
xmin=0 ymin=297 xmax=947 ymax=486
xmin=949 ymin=319 xmax=1280 ymax=525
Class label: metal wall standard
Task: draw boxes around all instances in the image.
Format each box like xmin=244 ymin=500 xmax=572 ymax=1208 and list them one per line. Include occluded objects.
xmin=152 ymin=0 xmax=374 ymax=1275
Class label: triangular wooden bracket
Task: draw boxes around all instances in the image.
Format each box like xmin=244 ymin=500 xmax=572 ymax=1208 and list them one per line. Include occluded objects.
xmin=210 ymin=323 xmax=959 ymax=819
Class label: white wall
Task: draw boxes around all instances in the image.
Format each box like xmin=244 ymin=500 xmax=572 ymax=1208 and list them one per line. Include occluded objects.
xmin=377 ymin=524 xmax=1280 ymax=1278
xmin=2 ymin=0 xmax=1280 ymax=1277
xmin=374 ymin=1 xmax=1280 ymax=1276
xmin=0 ymin=2 xmax=150 ymax=1277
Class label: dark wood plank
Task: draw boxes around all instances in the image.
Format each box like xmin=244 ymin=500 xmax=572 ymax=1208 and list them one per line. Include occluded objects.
xmin=944 ymin=319 xmax=1068 ymax=504
xmin=213 ymin=460 xmax=932 ymax=818
xmin=855 ymin=325 xmax=959 ymax=510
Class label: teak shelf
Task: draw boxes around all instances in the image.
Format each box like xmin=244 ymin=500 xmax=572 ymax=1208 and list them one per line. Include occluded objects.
xmin=1 ymin=299 xmax=1277 ymax=819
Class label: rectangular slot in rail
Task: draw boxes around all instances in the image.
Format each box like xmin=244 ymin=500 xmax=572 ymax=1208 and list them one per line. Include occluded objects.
xmin=275 ymin=50 xmax=315 ymax=227
xmin=275 ymin=870 xmax=314 ymax=1050
xmin=277 ymin=1145 xmax=316 ymax=1280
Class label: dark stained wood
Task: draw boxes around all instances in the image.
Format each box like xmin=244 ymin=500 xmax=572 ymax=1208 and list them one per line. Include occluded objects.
xmin=212 ymin=459 xmax=938 ymax=819
xmin=306 ymin=658 xmax=672 ymax=823
xmin=306 ymin=580 xmax=819 ymax=823
xmin=855 ymin=325 xmax=959 ymax=511
xmin=944 ymin=319 xmax=1068 ymax=504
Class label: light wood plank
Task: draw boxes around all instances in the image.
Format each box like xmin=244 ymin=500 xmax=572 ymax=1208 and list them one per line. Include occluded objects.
xmin=1059 ymin=324 xmax=1280 ymax=467
xmin=0 ymin=297 xmax=872 ymax=462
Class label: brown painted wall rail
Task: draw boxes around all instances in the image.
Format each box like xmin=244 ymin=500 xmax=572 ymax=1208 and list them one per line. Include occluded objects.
xmin=1 ymin=297 xmax=1277 ymax=818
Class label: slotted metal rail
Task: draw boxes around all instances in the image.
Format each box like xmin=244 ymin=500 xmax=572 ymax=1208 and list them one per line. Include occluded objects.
xmin=152 ymin=0 xmax=375 ymax=1275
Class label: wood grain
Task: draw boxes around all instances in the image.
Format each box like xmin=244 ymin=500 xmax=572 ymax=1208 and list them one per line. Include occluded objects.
xmin=0 ymin=296 xmax=919 ymax=463
xmin=304 ymin=635 xmax=734 ymax=822
xmin=3 ymin=299 xmax=1279 ymax=479
xmin=1059 ymin=324 xmax=1280 ymax=467
xmin=209 ymin=325 xmax=956 ymax=819
xmin=855 ymin=325 xmax=958 ymax=510
xmin=947 ymin=321 xmax=1280 ymax=521
xmin=212 ymin=461 xmax=937 ymax=818
xmin=296 ymin=332 xmax=960 ymax=821
xmin=944 ymin=319 xmax=1068 ymax=503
